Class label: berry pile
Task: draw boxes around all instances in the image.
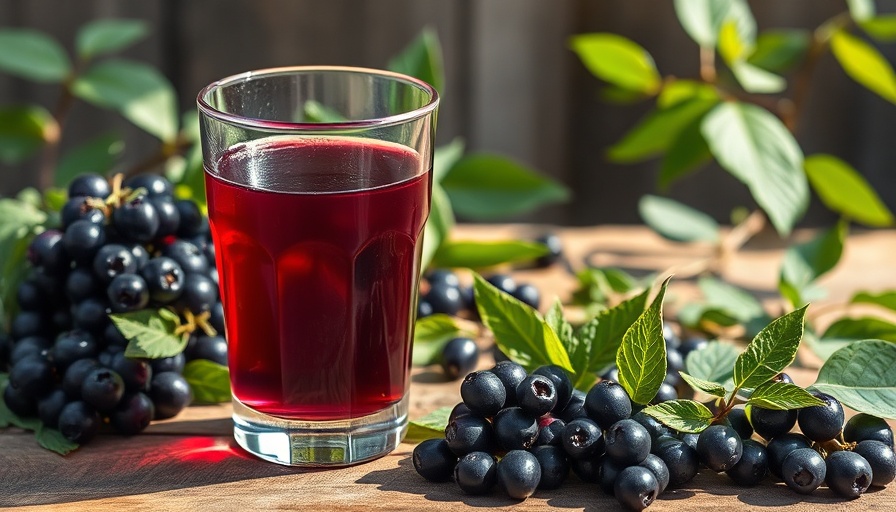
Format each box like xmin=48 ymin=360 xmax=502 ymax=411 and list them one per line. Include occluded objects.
xmin=0 ymin=173 xmax=226 ymax=444
xmin=413 ymin=364 xmax=896 ymax=508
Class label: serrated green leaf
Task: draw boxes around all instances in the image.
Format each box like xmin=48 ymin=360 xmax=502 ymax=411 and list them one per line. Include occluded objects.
xmin=183 ymin=359 xmax=230 ymax=404
xmin=76 ymin=19 xmax=148 ymax=59
xmin=658 ymin=116 xmax=712 ymax=189
xmin=643 ymin=399 xmax=714 ymax=433
xmin=861 ymin=15 xmax=896 ymax=42
xmin=0 ymin=105 xmax=53 ymax=164
xmin=639 ymin=195 xmax=719 ymax=243
xmin=851 ymin=291 xmax=896 ymax=312
xmin=406 ymin=406 xmax=452 ymax=442
xmin=412 ymin=314 xmax=475 ymax=366
xmin=569 ymin=33 xmax=661 ymax=93
xmin=432 ymin=240 xmax=548 ymax=269
xmin=701 ymin=102 xmax=807 ymax=236
xmin=617 ymin=278 xmax=670 ymax=405
xmin=847 ymin=0 xmax=876 ymax=22
xmin=804 ymin=154 xmax=894 ymax=227
xmin=747 ymin=381 xmax=825 ymax=410
xmin=387 ymin=27 xmax=444 ymax=95
xmin=779 ymin=221 xmax=847 ymax=308
xmin=55 ymin=134 xmax=123 ymax=187
xmin=72 ymin=58 xmax=179 ymax=141
xmin=441 ymin=154 xmax=568 ymax=220
xmin=546 ymin=299 xmax=578 ymax=361
xmin=831 ymin=29 xmax=896 ymax=105
xmin=36 ymin=424 xmax=79 ymax=455
xmin=111 ymin=309 xmax=186 ymax=358
xmin=0 ymin=28 xmax=71 ymax=82
xmin=698 ymin=277 xmax=770 ymax=333
xmin=748 ymin=29 xmax=810 ymax=73
xmin=679 ymin=371 xmax=728 ymax=398
xmin=607 ymin=98 xmax=718 ymax=163
xmin=433 ymin=138 xmax=465 ymax=183
xmin=733 ymin=306 xmax=807 ymax=390
xmin=474 ymin=274 xmax=573 ymax=373
xmin=822 ymin=317 xmax=896 ymax=344
xmin=421 ymin=182 xmax=454 ymax=271
xmin=812 ymin=339 xmax=896 ymax=419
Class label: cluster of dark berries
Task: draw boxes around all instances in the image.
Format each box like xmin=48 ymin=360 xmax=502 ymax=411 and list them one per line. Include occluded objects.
xmin=413 ymin=362 xmax=674 ymax=508
xmin=0 ymin=173 xmax=227 ymax=444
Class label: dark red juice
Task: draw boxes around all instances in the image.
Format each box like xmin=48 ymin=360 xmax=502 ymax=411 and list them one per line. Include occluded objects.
xmin=205 ymin=137 xmax=430 ymax=420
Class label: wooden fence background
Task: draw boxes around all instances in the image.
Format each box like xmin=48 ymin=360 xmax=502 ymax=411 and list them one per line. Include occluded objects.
xmin=1 ymin=0 xmax=894 ymax=226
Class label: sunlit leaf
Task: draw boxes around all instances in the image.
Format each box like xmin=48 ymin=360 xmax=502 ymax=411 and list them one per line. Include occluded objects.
xmin=569 ymin=33 xmax=661 ymax=93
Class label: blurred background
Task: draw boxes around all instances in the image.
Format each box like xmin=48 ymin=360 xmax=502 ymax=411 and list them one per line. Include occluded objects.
xmin=1 ymin=0 xmax=894 ymax=226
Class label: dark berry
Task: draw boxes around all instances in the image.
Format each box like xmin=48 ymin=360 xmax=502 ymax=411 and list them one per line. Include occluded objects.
xmin=57 ymin=401 xmax=101 ymax=443
xmin=516 ymin=374 xmax=558 ymax=416
xmin=497 ymin=450 xmax=541 ymax=500
xmin=767 ymin=432 xmax=812 ymax=479
xmin=727 ymin=407 xmax=753 ymax=439
xmin=749 ymin=404 xmax=797 ymax=441
xmin=92 ymin=244 xmax=137 ymax=284
xmin=107 ymin=274 xmax=150 ymax=312
xmin=112 ymin=195 xmax=159 ymax=242
xmin=562 ymin=418 xmax=604 ymax=460
xmin=81 ymin=367 xmax=125 ymax=411
xmin=678 ymin=432 xmax=699 ymax=452
xmin=533 ymin=365 xmax=572 ymax=411
xmin=416 ymin=299 xmax=433 ymax=318
xmin=10 ymin=310 xmax=47 ymax=339
xmin=486 ymin=274 xmax=516 ymax=295
xmin=460 ymin=285 xmax=477 ymax=315
xmin=781 ymin=447 xmax=826 ymax=494
xmin=534 ymin=233 xmax=563 ymax=268
xmin=585 ymin=379 xmax=632 ymax=427
xmin=697 ymin=425 xmax=743 ymax=472
xmin=511 ymin=284 xmax=540 ymax=310
xmin=653 ymin=438 xmax=699 ymax=487
xmin=209 ymin=302 xmax=225 ymax=334
xmin=571 ymin=455 xmax=602 ymax=484
xmin=606 ymin=419 xmax=652 ymax=466
xmin=454 ymin=451 xmax=498 ymax=495
xmin=37 ymin=388 xmax=68 ymax=428
xmin=126 ymin=243 xmax=150 ymax=270
xmin=124 ymin=173 xmax=173 ymax=198
xmin=16 ymin=280 xmax=45 ymax=311
xmin=189 ymin=335 xmax=228 ymax=366
xmin=448 ymin=402 xmax=472 ymax=424
xmin=9 ymin=355 xmax=55 ymax=399
xmin=825 ymin=450 xmax=872 ymax=498
xmin=174 ymin=199 xmax=204 ymax=237
xmin=493 ymin=407 xmax=539 ymax=451
xmin=460 ymin=371 xmax=506 ymax=417
xmin=52 ymin=330 xmax=98 ymax=370
xmin=639 ymin=453 xmax=670 ymax=493
xmin=62 ymin=358 xmax=101 ymax=399
xmin=854 ymin=440 xmax=896 ymax=487
xmin=663 ymin=323 xmax=681 ymax=350
xmin=650 ymin=382 xmax=678 ymax=404
xmin=726 ymin=439 xmax=769 ymax=486
xmin=72 ymin=298 xmax=109 ymax=332
xmin=63 ymin=220 xmax=107 ymax=265
xmin=9 ymin=336 xmax=50 ymax=366
xmin=631 ymin=411 xmax=672 ymax=442
xmin=66 ymin=268 xmax=100 ymax=303
xmin=412 ymin=438 xmax=457 ymax=482
xmin=110 ymin=392 xmax=155 ymax=435
xmin=141 ymin=257 xmax=186 ymax=304
xmin=614 ymin=466 xmax=659 ymax=511
xmin=598 ymin=454 xmax=624 ymax=494
xmin=151 ymin=353 xmax=186 ymax=375
xmin=490 ymin=361 xmax=528 ymax=407
xmin=440 ymin=337 xmax=478 ymax=381
xmin=844 ymin=413 xmax=894 ymax=447
xmin=3 ymin=382 xmax=37 ymax=417
xmin=150 ymin=371 xmax=192 ymax=419
xmin=557 ymin=389 xmax=588 ymax=423
xmin=162 ymin=240 xmax=209 ymax=275
xmin=423 ymin=282 xmax=463 ymax=315
xmin=60 ymin=197 xmax=105 ymax=230
xmin=178 ymin=273 xmax=218 ymax=313
xmin=150 ymin=197 xmax=181 ymax=237
xmin=445 ymin=414 xmax=496 ymax=456
xmin=797 ymin=392 xmax=844 ymax=442
xmin=425 ymin=269 xmax=460 ymax=289
xmin=68 ymin=173 xmax=111 ymax=198
xmin=536 ymin=418 xmax=566 ymax=446
xmin=679 ymin=337 xmax=708 ymax=360
xmin=531 ymin=445 xmax=570 ymax=490
xmin=110 ymin=352 xmax=152 ymax=393
xmin=773 ymin=372 xmax=794 ymax=384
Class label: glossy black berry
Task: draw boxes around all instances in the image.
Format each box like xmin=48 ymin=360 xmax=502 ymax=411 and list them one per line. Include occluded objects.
xmin=725 ymin=439 xmax=769 ymax=486
xmin=631 ymin=411 xmax=672 ymax=442
xmin=92 ymin=244 xmax=137 ymax=284
xmin=81 ymin=367 xmax=125 ymax=411
xmin=663 ymin=323 xmax=681 ymax=350
xmin=596 ymin=454 xmax=623 ymax=494
xmin=614 ymin=466 xmax=659 ymax=511
xmin=486 ymin=274 xmax=517 ymax=295
xmin=843 ymin=413 xmax=894 ymax=447
xmin=412 ymin=438 xmax=457 ymax=482
xmin=454 ymin=451 xmax=498 ymax=495
xmin=37 ymin=388 xmax=68 ymax=428
xmin=126 ymin=243 xmax=150 ymax=270
xmin=749 ymin=404 xmax=797 ymax=441
xmin=497 ymin=450 xmax=541 ymax=500
xmin=531 ymin=445 xmax=570 ymax=490
xmin=557 ymin=389 xmax=588 ymax=423
xmin=416 ymin=299 xmax=433 ymax=318
xmin=9 ymin=355 xmax=55 ymax=399
xmin=107 ymin=274 xmax=150 ymax=312
xmin=178 ymin=273 xmax=218 ymax=313
xmin=9 ymin=336 xmax=50 ymax=366
xmin=10 ymin=310 xmax=47 ymax=339
xmin=151 ymin=352 xmax=186 ymax=375
xmin=460 ymin=371 xmax=506 ymax=417
xmin=854 ymin=440 xmax=896 ymax=487
xmin=650 ymin=382 xmax=678 ymax=404
xmin=65 ymin=268 xmax=99 ymax=303
xmin=797 ymin=392 xmax=844 ymax=442
xmin=448 ymin=402 xmax=472 ymax=424
xmin=440 ymin=337 xmax=478 ymax=381
xmin=3 ymin=382 xmax=37 ymax=416
xmin=605 ymin=419 xmax=652 ymax=466
xmin=571 ymin=455 xmax=601 ymax=484
xmin=727 ymin=407 xmax=753 ymax=440
xmin=825 ymin=450 xmax=872 ymax=498
xmin=766 ymin=432 xmax=812 ymax=479
xmin=62 ymin=358 xmax=100 ymax=399
xmin=124 ymin=173 xmax=173 ymax=198
xmin=678 ymin=432 xmax=699 ymax=452
xmin=493 ymin=407 xmax=539 ymax=451
xmin=533 ymin=365 xmax=573 ymax=411
xmin=150 ymin=197 xmax=181 ymax=237
xmin=27 ymin=229 xmax=69 ymax=274
xmin=490 ymin=361 xmax=528 ymax=407
xmin=150 ymin=371 xmax=192 ymax=419
xmin=174 ymin=199 xmax=204 ymax=237
xmin=653 ymin=438 xmax=699 ymax=487
xmin=188 ymin=335 xmax=228 ymax=366
xmin=63 ymin=219 xmax=107 ymax=265
xmin=562 ymin=418 xmax=604 ymax=460
xmin=141 ymin=257 xmax=186 ymax=304
xmin=781 ymin=447 xmax=826 ymax=494
xmin=445 ymin=414 xmax=496 ymax=456
xmin=68 ymin=173 xmax=111 ymax=198
xmin=425 ymin=269 xmax=460 ymax=289
xmin=209 ymin=302 xmax=225 ymax=334
xmin=162 ymin=240 xmax=209 ymax=275
xmin=57 ymin=400 xmax=101 ymax=443
xmin=678 ymin=336 xmax=708 ymax=360
xmin=109 ymin=352 xmax=152 ymax=393
xmin=52 ymin=330 xmax=98 ymax=370
xmin=16 ymin=280 xmax=44 ymax=311
xmin=423 ymin=282 xmax=463 ymax=316
xmin=697 ymin=424 xmax=743 ymax=472
xmin=516 ymin=374 xmax=558 ymax=416
xmin=585 ymin=379 xmax=632 ymax=427
xmin=60 ymin=197 xmax=105 ymax=230
xmin=511 ymin=284 xmax=540 ymax=310
xmin=536 ymin=418 xmax=566 ymax=447
xmin=112 ymin=195 xmax=159 ymax=242
xmin=110 ymin=392 xmax=155 ymax=435
xmin=639 ymin=453 xmax=670 ymax=493
xmin=534 ymin=233 xmax=563 ymax=268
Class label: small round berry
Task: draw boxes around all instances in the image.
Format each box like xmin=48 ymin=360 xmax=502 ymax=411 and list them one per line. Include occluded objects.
xmin=557 ymin=389 xmax=588 ymax=423
xmin=653 ymin=438 xmax=699 ymax=487
xmin=597 ymin=454 xmax=624 ymax=494
xmin=571 ymin=455 xmax=602 ymax=484
xmin=533 ymin=365 xmax=573 ymax=411
xmin=81 ymin=367 xmax=125 ymax=412
xmin=178 ymin=273 xmax=218 ymax=313
xmin=112 ymin=195 xmax=160 ymax=242
xmin=797 ymin=392 xmax=845 ymax=442
xmin=57 ymin=401 xmax=101 ymax=443
xmin=493 ymin=407 xmax=539 ymax=451
xmin=650 ymin=382 xmax=678 ymax=404
xmin=124 ymin=173 xmax=173 ymax=198
xmin=68 ymin=173 xmax=111 ymax=198
xmin=497 ymin=450 xmax=541 ymax=500
xmin=534 ymin=233 xmax=563 ymax=268
xmin=445 ymin=414 xmax=496 ymax=456
xmin=141 ymin=257 xmax=186 ymax=304
xmin=27 ymin=229 xmax=69 ymax=274
xmin=843 ymin=413 xmax=894 ymax=447
xmin=448 ymin=402 xmax=472 ymax=424
xmin=151 ymin=353 xmax=187 ymax=375
xmin=678 ymin=337 xmax=708 ymax=360
xmin=150 ymin=197 xmax=181 ymax=237
xmin=412 ymin=439 xmax=457 ymax=482
xmin=767 ymin=432 xmax=812 ymax=479
xmin=511 ymin=284 xmax=540 ymax=310
xmin=92 ymin=244 xmax=137 ymax=284
xmin=110 ymin=352 xmax=152 ymax=393
xmin=490 ymin=360 xmax=528 ymax=407
xmin=60 ymin=197 xmax=105 ymax=230
xmin=416 ymin=299 xmax=433 ymax=319
xmin=639 ymin=453 xmax=671 ymax=493
xmin=72 ymin=297 xmax=109 ymax=332
xmin=585 ymin=379 xmax=632 ymax=427
xmin=162 ymin=240 xmax=209 ymax=275
xmin=110 ymin=392 xmax=155 ymax=435
xmin=614 ymin=466 xmax=659 ymax=511
xmin=52 ymin=330 xmax=99 ymax=370
xmin=150 ymin=371 xmax=193 ymax=419
xmin=66 ymin=268 xmax=100 ymax=303
xmin=9 ymin=336 xmax=50 ymax=366
xmin=826 ymin=450 xmax=872 ymax=499
xmin=854 ymin=440 xmax=896 ymax=487
xmin=9 ymin=355 xmax=55 ymax=399
xmin=515 ymin=374 xmax=558 ymax=416
xmin=605 ymin=419 xmax=652 ymax=466
xmin=37 ymin=388 xmax=69 ymax=428
xmin=678 ymin=432 xmax=700 ymax=452
xmin=460 ymin=371 xmax=506 ymax=417
xmin=3 ymin=382 xmax=37 ymax=417
xmin=486 ymin=274 xmax=517 ymax=295
xmin=725 ymin=439 xmax=769 ymax=486
xmin=425 ymin=269 xmax=460 ymax=289
xmin=454 ymin=451 xmax=498 ymax=495
xmin=535 ymin=418 xmax=566 ymax=447
xmin=749 ymin=404 xmax=797 ymax=441
xmin=697 ymin=425 xmax=743 ymax=472
xmin=423 ymin=283 xmax=463 ymax=316
xmin=781 ymin=447 xmax=826 ymax=494
xmin=562 ymin=418 xmax=604 ymax=460
xmin=631 ymin=411 xmax=672 ymax=442
xmin=63 ymin=219 xmax=107 ymax=264
xmin=727 ymin=407 xmax=753 ymax=439
xmin=439 ymin=337 xmax=478 ymax=381
xmin=62 ymin=358 xmax=101 ymax=399
xmin=174 ymin=199 xmax=204 ymax=237
xmin=531 ymin=445 xmax=570 ymax=490
xmin=107 ymin=274 xmax=150 ymax=312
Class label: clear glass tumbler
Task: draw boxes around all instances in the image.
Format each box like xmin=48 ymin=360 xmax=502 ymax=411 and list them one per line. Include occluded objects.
xmin=197 ymin=66 xmax=439 ymax=466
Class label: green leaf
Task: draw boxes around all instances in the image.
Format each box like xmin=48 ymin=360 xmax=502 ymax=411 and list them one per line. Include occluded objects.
xmin=412 ymin=314 xmax=475 ymax=366
xmin=387 ymin=27 xmax=444 ymax=95
xmin=847 ymin=0 xmax=876 ymax=22
xmin=679 ymin=371 xmax=728 ymax=398
xmin=747 ymin=381 xmax=825 ymax=410
xmin=658 ymin=117 xmax=713 ymax=189
xmin=569 ymin=33 xmax=662 ymax=93
xmin=701 ymin=102 xmax=807 ymax=236
xmin=0 ymin=198 xmax=47 ymax=329
xmin=546 ymin=299 xmax=578 ymax=363
xmin=779 ymin=221 xmax=847 ymax=308
xmin=812 ymin=339 xmax=896 ymax=418
xmin=638 ymin=195 xmax=719 ymax=243
xmin=822 ymin=317 xmax=896 ymax=344
xmin=733 ymin=306 xmax=807 ymax=390
xmin=0 ymin=105 xmax=53 ymax=164
xmin=0 ymin=376 xmax=77 ymax=455
xmin=406 ymin=406 xmax=451 ymax=442
xmin=643 ymin=399 xmax=714 ymax=433
xmin=36 ymin=425 xmax=79 ymax=455
xmin=571 ymin=267 xmax=644 ymax=307
xmin=441 ymin=154 xmax=568 ymax=220
xmin=43 ymin=187 xmax=67 ymax=212
xmin=851 ymin=291 xmax=896 ymax=312
xmin=183 ymin=359 xmax=231 ymax=404
xmin=76 ymin=19 xmax=149 ymax=60
xmin=729 ymin=60 xmax=787 ymax=94
xmin=684 ymin=340 xmax=740 ymax=386
xmin=617 ymin=278 xmax=670 ymax=405
xmin=421 ymin=182 xmax=454 ymax=271
xmin=748 ymin=29 xmax=811 ymax=73
xmin=433 ymin=138 xmax=465 ymax=183
xmin=111 ymin=309 xmax=187 ymax=359
xmin=677 ymin=304 xmax=741 ymax=330
xmin=0 ymin=28 xmax=71 ymax=82
xmin=72 ymin=58 xmax=179 ymax=141
xmin=55 ymin=134 xmax=124 ymax=187
xmin=432 ymin=240 xmax=548 ymax=269
xmin=474 ymin=274 xmax=573 ymax=373
xmin=607 ymin=98 xmax=718 ymax=163
xmin=673 ymin=0 xmax=754 ymax=48
xmin=830 ymin=29 xmax=896 ymax=105
xmin=658 ymin=80 xmax=719 ymax=108
xmin=804 ymin=154 xmax=894 ymax=227
xmin=698 ymin=277 xmax=767 ymax=326
xmin=861 ymin=15 xmax=896 ymax=42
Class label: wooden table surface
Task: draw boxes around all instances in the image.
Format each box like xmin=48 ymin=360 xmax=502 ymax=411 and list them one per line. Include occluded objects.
xmin=3 ymin=225 xmax=896 ymax=511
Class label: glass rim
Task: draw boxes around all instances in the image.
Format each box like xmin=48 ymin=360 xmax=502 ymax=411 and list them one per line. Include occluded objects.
xmin=196 ymin=65 xmax=440 ymax=131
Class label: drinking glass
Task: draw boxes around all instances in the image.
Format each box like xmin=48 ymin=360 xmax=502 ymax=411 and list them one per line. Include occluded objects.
xmin=197 ymin=66 xmax=439 ymax=466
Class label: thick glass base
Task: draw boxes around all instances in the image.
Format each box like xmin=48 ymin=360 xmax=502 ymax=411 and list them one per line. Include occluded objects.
xmin=232 ymin=395 xmax=408 ymax=467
